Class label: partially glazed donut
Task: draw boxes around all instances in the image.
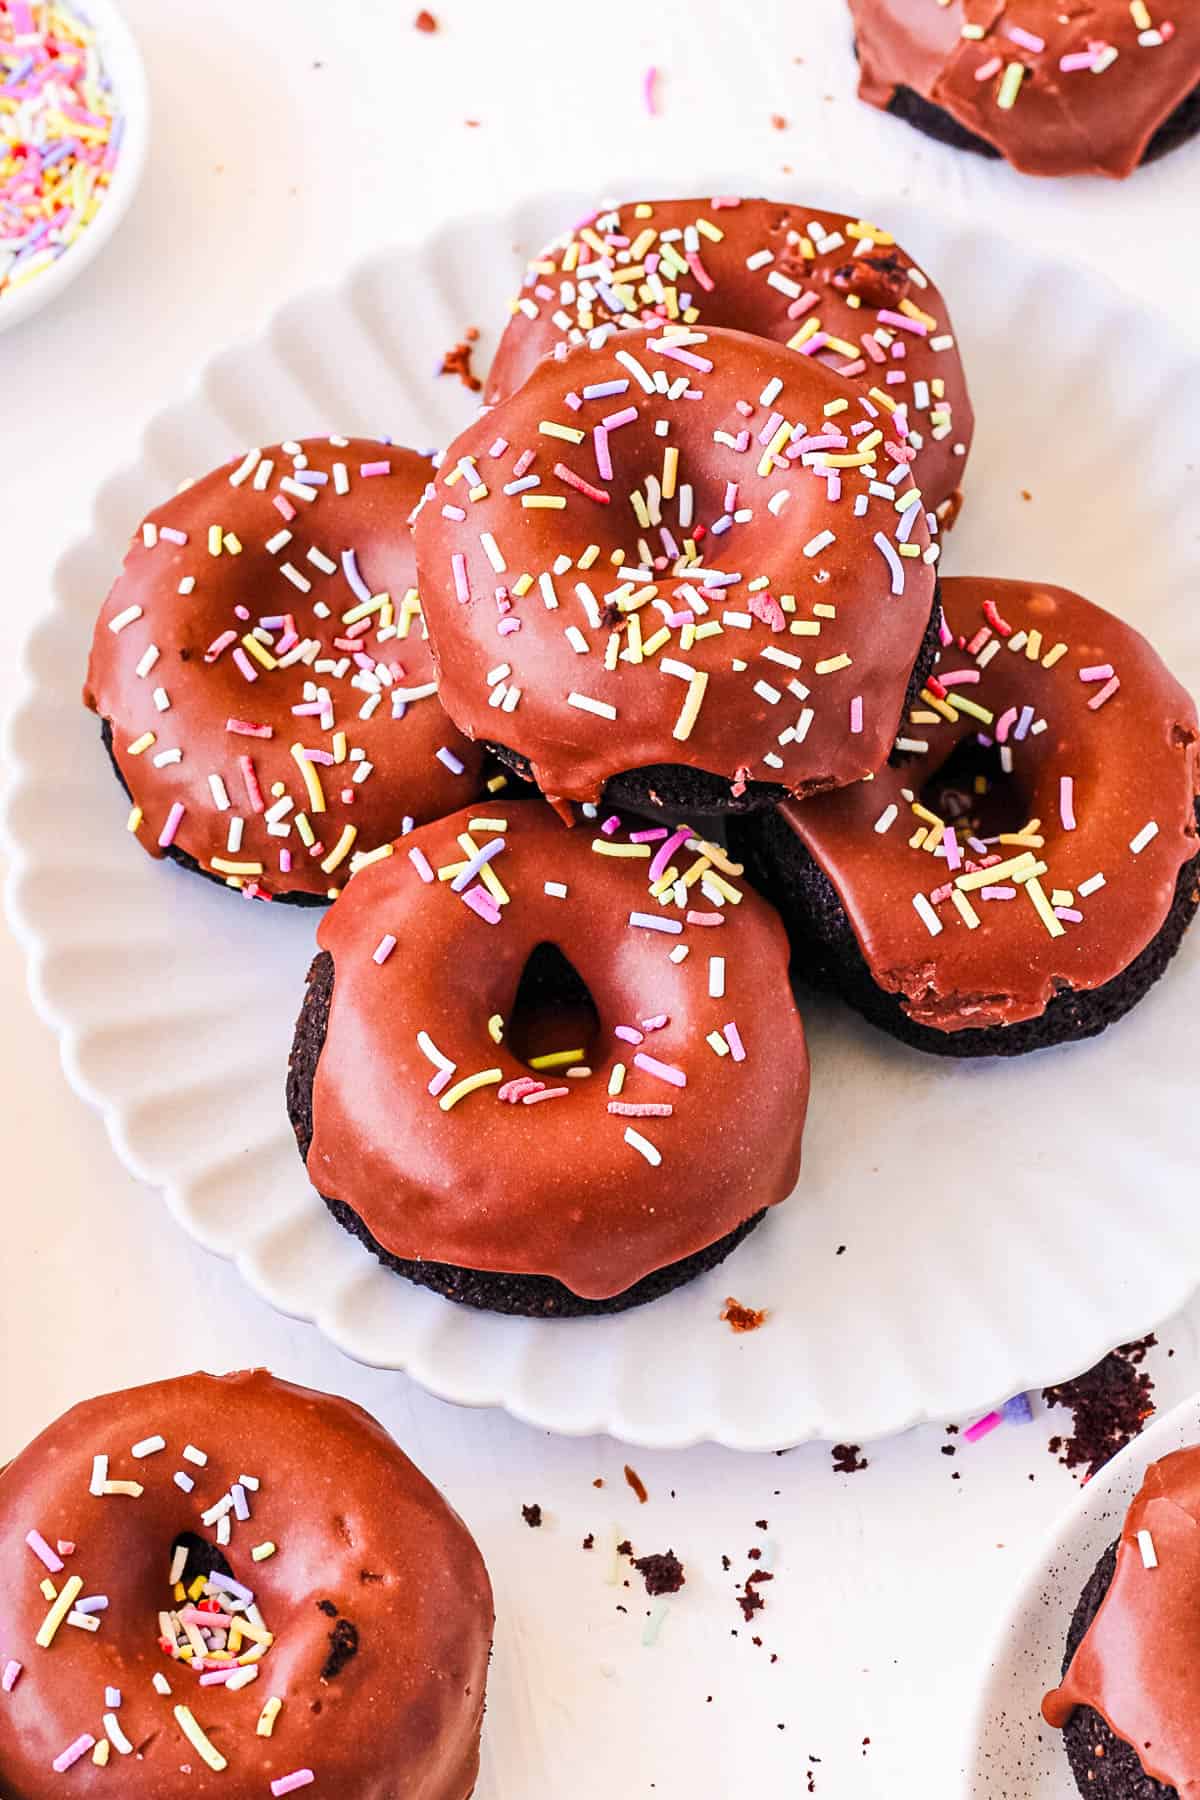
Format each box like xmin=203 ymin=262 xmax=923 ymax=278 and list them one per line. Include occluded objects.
xmin=84 ymin=439 xmax=485 ymax=904
xmin=413 ymin=325 xmax=939 ymax=813
xmin=847 ymin=0 xmax=1200 ymax=178
xmin=287 ymin=799 xmax=809 ymax=1313
xmin=0 ymin=1370 xmax=493 ymax=1799
xmin=487 ymin=196 xmax=973 ymax=520
xmin=733 ymin=576 xmax=1200 ymax=1054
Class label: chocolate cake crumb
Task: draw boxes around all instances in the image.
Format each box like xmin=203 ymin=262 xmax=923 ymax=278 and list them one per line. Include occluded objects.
xmin=624 ymin=1465 xmax=649 ymax=1504
xmin=438 ymin=329 xmax=482 ymax=392
xmin=771 ymin=114 xmax=788 ymax=129
xmin=755 ymin=1520 xmax=768 ymax=1530
xmin=632 ymin=1550 xmax=686 ymax=1596
xmin=737 ymin=1570 xmax=773 ymax=1621
xmin=617 ymin=1539 xmax=633 ymax=1558
xmin=941 ymin=1445 xmax=956 ymax=1458
xmin=315 ymin=1599 xmax=338 ymax=1618
xmin=415 ymin=10 xmax=438 ymax=29
xmin=1042 ymin=1336 xmax=1157 ymax=1481
xmin=321 ymin=1617 xmax=359 ymax=1680
xmin=832 ymin=1444 xmax=869 ymax=1474
xmin=582 ymin=1534 xmax=595 ymax=1551
xmin=721 ymin=1296 xmax=768 ymax=1333
xmin=593 ymin=1478 xmax=604 ymax=1488
xmin=521 ymin=1503 xmax=543 ymax=1529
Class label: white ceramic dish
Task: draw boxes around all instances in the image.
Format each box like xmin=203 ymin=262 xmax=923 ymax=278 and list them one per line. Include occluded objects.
xmin=5 ymin=190 xmax=1200 ymax=1450
xmin=964 ymin=1392 xmax=1200 ymax=1797
xmin=0 ymin=0 xmax=149 ymax=334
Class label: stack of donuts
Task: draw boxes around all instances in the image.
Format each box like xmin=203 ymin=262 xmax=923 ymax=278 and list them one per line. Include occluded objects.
xmin=84 ymin=194 xmax=1200 ymax=1326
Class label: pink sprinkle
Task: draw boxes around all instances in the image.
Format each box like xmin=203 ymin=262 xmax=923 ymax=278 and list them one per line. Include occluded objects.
xmin=615 ymin=1025 xmax=644 ymax=1045
xmin=360 ymin=460 xmax=391 ymax=477
xmin=497 ymin=617 xmax=521 ymax=636
xmin=859 ymin=331 xmax=887 ymax=365
xmin=499 ymin=1077 xmax=543 ymax=1103
xmin=686 ymin=910 xmax=724 ymax=926
xmin=56 ymin=1542 xmax=75 ymax=1557
xmin=943 ymin=827 xmax=961 ymax=872
xmin=964 ymin=1412 xmax=1003 ymax=1443
xmin=53 ymin=1736 xmax=95 ymax=1774
xmin=555 ymin=461 xmax=610 ymax=504
xmin=723 ymin=1022 xmax=746 ymax=1062
xmin=938 ymin=669 xmax=980 ymax=687
xmin=488 ymin=437 xmax=509 ymax=458
xmin=600 ymin=814 xmax=621 ymax=836
xmin=273 ymin=495 xmax=297 ymax=522
xmin=649 ymin=826 xmax=691 ymax=883
xmin=994 ymin=706 xmax=1018 ymax=744
xmin=877 ymin=309 xmax=927 ymax=336
xmin=408 ymin=846 xmax=434 ymax=883
xmin=226 ymin=718 xmax=273 ymax=738
xmin=593 ymin=426 xmax=613 ymax=482
xmin=271 ymin=1775 xmax=315 ymax=1798
xmin=640 ymin=1014 xmax=668 ymax=1032
xmin=608 ymin=1101 xmax=674 ymax=1117
xmin=232 ymin=647 xmax=259 ymax=683
xmin=1088 ymin=675 xmax=1121 ymax=710
xmin=974 ymin=53 xmax=1003 ymax=79
xmin=26 ymin=1530 xmax=63 ymax=1573
xmin=1 ymin=1660 xmax=21 ymax=1693
xmin=1006 ymin=24 xmax=1045 ymax=50
xmin=1060 ymin=49 xmax=1095 ymax=70
xmin=199 ymin=1667 xmax=238 ymax=1686
xmin=630 ymin=827 xmax=669 ymax=843
xmin=512 ymin=448 xmax=535 ymax=477
xmin=642 ymin=64 xmax=659 ymax=115
xmin=602 ymin=406 xmax=638 ymax=430
xmin=373 ymin=934 xmax=397 ymax=964
xmin=788 ymin=291 xmax=821 ymax=320
xmin=1055 ymin=907 xmax=1084 ymax=923
xmin=652 ymin=340 xmax=712 ymax=373
xmin=204 ymin=630 xmax=237 ymax=662
xmin=279 ymin=849 xmax=292 ymax=873
xmin=980 ymin=886 xmax=1017 ymax=900
xmin=1079 ymin=663 xmax=1114 ymax=683
xmin=451 ymin=552 xmax=470 ymax=604
xmin=522 ymin=1086 xmax=570 ymax=1105
xmin=1059 ymin=776 xmax=1077 ymax=831
xmin=564 ymin=391 xmax=582 ymax=411
xmin=633 ymin=1052 xmax=687 ymax=1088
xmin=463 ymin=885 xmax=501 ymax=924
xmin=158 ymin=801 xmax=185 ymax=849
xmin=849 ymin=695 xmax=863 ymax=735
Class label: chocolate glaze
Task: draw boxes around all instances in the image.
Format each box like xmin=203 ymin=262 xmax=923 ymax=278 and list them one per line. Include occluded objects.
xmin=0 ymin=1370 xmax=493 ymax=1799
xmin=414 ymin=325 xmax=937 ymax=808
xmin=84 ymin=439 xmax=484 ymax=902
xmin=300 ymin=799 xmax=808 ymax=1300
xmin=848 ymin=0 xmax=1200 ymax=178
xmin=1043 ymin=1446 xmax=1200 ymax=1795
xmin=487 ymin=196 xmax=973 ymax=518
xmin=769 ymin=576 xmax=1200 ymax=1031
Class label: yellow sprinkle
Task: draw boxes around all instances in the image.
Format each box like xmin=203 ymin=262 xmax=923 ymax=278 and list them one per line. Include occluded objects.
xmin=950 ymin=889 xmax=980 ymax=930
xmin=222 ymin=532 xmax=242 ymax=555
xmin=814 ymin=653 xmax=852 ymax=675
xmin=257 ymin=1697 xmax=283 ymax=1739
xmin=487 ymin=773 xmax=508 ymax=793
xmin=342 ymin=592 xmax=388 ymax=626
xmin=898 ymin=544 xmax=923 ymax=559
xmin=997 ymin=61 xmax=1025 ymax=109
xmin=608 ymin=1063 xmax=626 ymax=1096
xmin=703 ymin=871 xmax=743 ymax=905
xmin=673 ymin=670 xmax=708 ymax=741
xmin=93 ymin=1740 xmax=111 ymax=1766
xmin=40 ymin=1578 xmax=57 ymax=1601
xmin=787 ymin=316 xmax=821 ymax=351
xmin=1026 ymin=875 xmax=1066 ymax=938
xmin=868 ymin=386 xmax=898 ymax=414
xmin=320 ymin=824 xmax=358 ymax=874
xmin=789 ymin=619 xmax=821 ymax=637
xmin=127 ymin=731 xmax=155 ymax=756
xmin=757 ymin=421 xmax=792 ymax=477
xmin=251 ymin=1542 xmax=276 ymax=1562
xmin=487 ymin=1014 xmax=505 ymax=1044
xmin=469 ymin=817 xmax=508 ymax=832
xmin=592 ymin=840 xmax=651 ymax=857
xmin=396 ymin=589 xmax=424 ymax=638
xmin=817 ymin=451 xmax=873 ymax=469
xmin=291 ymin=743 xmax=326 ymax=814
xmin=706 ymin=1030 xmax=731 ymax=1057
xmin=126 ymin=805 xmax=143 ymax=833
xmin=895 ymin=487 xmax=922 ymax=512
xmin=539 ymin=420 xmax=586 ymax=444
xmin=37 ymin=1576 xmax=83 ymax=1648
xmin=522 ymin=495 xmax=567 ymax=509
xmin=350 ymin=843 xmax=393 ymax=873
xmin=898 ymin=298 xmax=937 ymax=331
xmin=696 ymin=216 xmax=723 ymax=242
xmin=577 ymin=543 xmax=601 ymax=570
xmin=295 ymin=812 xmax=316 ymax=848
xmin=1042 ymin=641 xmax=1068 ymax=669
xmin=944 ymin=694 xmax=994 ymax=725
xmin=241 ymin=633 xmax=277 ymax=671
xmin=919 ymin=688 xmax=960 ymax=724
xmin=439 ymin=1068 xmax=503 ymax=1112
xmin=642 ymin=626 xmax=671 ymax=658
xmin=210 ymin=857 xmax=265 ymax=876
xmin=174 ymin=1706 xmax=228 ymax=1773
xmin=629 ymin=489 xmax=651 ymax=529
xmin=662 ymin=445 xmax=679 ymax=500
xmin=188 ymin=1576 xmax=207 ymax=1602
xmin=529 ymin=1048 xmax=584 ymax=1070
xmin=332 ymin=731 xmax=347 ymax=764
xmin=207 ymin=525 xmax=223 ymax=556
xmin=1024 ymin=629 xmax=1043 ymax=662
xmin=956 ymin=852 xmax=1038 ymax=892
xmin=688 ymin=836 xmax=743 ymax=879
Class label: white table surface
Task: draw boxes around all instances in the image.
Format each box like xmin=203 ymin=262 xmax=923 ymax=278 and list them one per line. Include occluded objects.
xmin=3 ymin=2 xmax=1199 ymax=1793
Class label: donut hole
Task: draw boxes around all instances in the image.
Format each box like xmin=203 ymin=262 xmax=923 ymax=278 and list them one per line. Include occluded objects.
xmin=169 ymin=1530 xmax=234 ymax=1588
xmin=919 ymin=735 xmax=1033 ymax=841
xmin=505 ymin=941 xmax=601 ymax=1075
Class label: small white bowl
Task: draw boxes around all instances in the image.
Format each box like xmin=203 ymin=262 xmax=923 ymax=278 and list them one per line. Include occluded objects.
xmin=0 ymin=0 xmax=149 ymax=334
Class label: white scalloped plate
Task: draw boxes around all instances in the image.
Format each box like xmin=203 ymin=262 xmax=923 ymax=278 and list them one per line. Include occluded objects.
xmin=964 ymin=1390 xmax=1200 ymax=1797
xmin=6 ymin=188 xmax=1200 ymax=1450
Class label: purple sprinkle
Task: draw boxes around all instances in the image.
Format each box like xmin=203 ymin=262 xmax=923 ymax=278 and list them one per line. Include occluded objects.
xmin=25 ymin=1530 xmax=63 ymax=1573
xmin=462 ymin=885 xmax=500 ymax=925
xmin=341 ymin=548 xmax=372 ymax=605
xmin=436 ymin=747 xmax=466 ymax=775
xmin=408 ymin=847 xmax=435 ymax=884
xmin=73 ymin=1595 xmax=109 ymax=1615
xmin=1002 ymin=1394 xmax=1034 ymax=1424
xmin=231 ymin=1484 xmax=250 ymax=1522
xmin=105 ymin=1688 xmax=121 ymax=1710
xmin=451 ymin=836 xmax=506 ymax=893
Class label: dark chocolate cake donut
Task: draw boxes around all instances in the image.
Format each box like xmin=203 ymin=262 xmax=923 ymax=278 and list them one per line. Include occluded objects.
xmin=847 ymin=0 xmax=1200 ymax=178
xmin=286 ymin=799 xmax=809 ymax=1316
xmin=84 ymin=439 xmax=485 ymax=904
xmin=731 ymin=576 xmax=1200 ymax=1055
xmin=413 ymin=325 xmax=940 ymax=816
xmin=487 ymin=196 xmax=973 ymax=522
xmin=0 ymin=1370 xmax=493 ymax=1799
xmin=1043 ymin=1446 xmax=1200 ymax=1798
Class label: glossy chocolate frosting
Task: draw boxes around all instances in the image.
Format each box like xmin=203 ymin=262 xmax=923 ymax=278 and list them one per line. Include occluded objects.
xmin=848 ymin=0 xmax=1200 ymax=178
xmin=0 ymin=1370 xmax=493 ymax=1799
xmin=776 ymin=575 xmax=1200 ymax=1030
xmin=1043 ymin=1445 xmax=1200 ymax=1793
xmin=305 ymin=799 xmax=809 ymax=1299
xmin=487 ymin=196 xmax=973 ymax=518
xmin=414 ymin=325 xmax=937 ymax=807
xmin=84 ymin=439 xmax=484 ymax=902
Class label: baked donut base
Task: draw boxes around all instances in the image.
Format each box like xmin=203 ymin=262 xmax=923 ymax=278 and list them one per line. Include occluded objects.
xmin=1058 ymin=1540 xmax=1178 ymax=1800
xmin=482 ymin=584 xmax=945 ymax=817
xmin=868 ymin=60 xmax=1200 ymax=171
xmin=287 ymin=950 xmax=766 ymax=1317
xmin=733 ymin=804 xmax=1200 ymax=1058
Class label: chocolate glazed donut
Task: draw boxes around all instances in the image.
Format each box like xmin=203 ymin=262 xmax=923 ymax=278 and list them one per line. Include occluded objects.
xmin=286 ymin=800 xmax=809 ymax=1316
xmin=487 ymin=196 xmax=973 ymax=522
xmin=414 ymin=325 xmax=939 ymax=814
xmin=732 ymin=576 xmax=1200 ymax=1055
xmin=0 ymin=1370 xmax=493 ymax=1799
xmin=84 ymin=439 xmax=484 ymax=904
xmin=846 ymin=0 xmax=1200 ymax=178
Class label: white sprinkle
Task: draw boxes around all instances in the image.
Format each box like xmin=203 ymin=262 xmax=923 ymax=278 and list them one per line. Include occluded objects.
xmin=1130 ymin=821 xmax=1159 ymax=855
xmin=182 ymin=1445 xmax=207 ymax=1466
xmin=228 ymin=449 xmax=261 ymax=487
xmin=135 ymin=645 xmax=160 ymax=678
xmin=760 ymin=377 xmax=783 ymax=406
xmin=761 ymin=646 xmax=804 ymax=670
xmin=629 ymin=911 xmax=683 ymax=935
xmin=568 ymin=692 xmax=617 ymax=719
xmin=709 ymin=957 xmax=726 ymax=999
xmin=152 ymin=1673 xmax=172 ymax=1696
xmin=152 ymin=748 xmax=181 ymax=767
xmin=173 ymin=1471 xmax=195 ymax=1494
xmin=177 ymin=576 xmax=196 ymax=596
xmin=486 ymin=663 xmax=511 ymax=686
xmin=624 ymin=1127 xmax=662 ymax=1167
xmin=307 ymin=547 xmax=337 ymax=574
xmin=208 ymin=773 xmax=231 ymax=811
xmin=333 ymin=462 xmax=349 ymax=495
xmin=201 ymin=1493 xmax=234 ymax=1527
xmin=104 ymin=1714 xmax=133 ymax=1755
xmin=1078 ymin=872 xmax=1106 ymax=898
xmin=89 ymin=1455 xmax=108 ymax=1495
xmin=544 ymin=881 xmax=568 ymax=898
xmin=108 ymin=605 xmax=142 ymax=634
xmin=745 ymin=248 xmax=774 ymax=270
xmin=1137 ymin=1529 xmax=1158 ymax=1570
xmin=131 ymin=1436 xmax=166 ymax=1459
xmin=252 ymin=458 xmax=274 ymax=490
xmin=912 ymin=893 xmax=943 ymax=937
xmin=280 ymin=562 xmax=312 ymax=593
xmin=480 ymin=532 xmax=506 ymax=572
xmin=152 ymin=686 xmax=170 ymax=712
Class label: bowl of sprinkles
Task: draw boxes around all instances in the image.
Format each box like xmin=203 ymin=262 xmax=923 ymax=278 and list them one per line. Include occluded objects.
xmin=0 ymin=0 xmax=148 ymax=329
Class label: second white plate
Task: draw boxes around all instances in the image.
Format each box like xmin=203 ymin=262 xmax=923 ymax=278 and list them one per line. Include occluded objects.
xmin=6 ymin=185 xmax=1200 ymax=1449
